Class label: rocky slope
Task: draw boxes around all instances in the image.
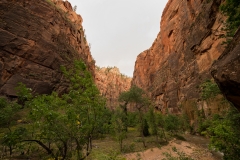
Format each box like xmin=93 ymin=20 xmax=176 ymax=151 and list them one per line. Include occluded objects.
xmin=132 ymin=0 xmax=226 ymax=113
xmin=0 ymin=0 xmax=94 ymax=96
xmin=211 ymin=28 xmax=240 ymax=111
xmin=95 ymin=66 xmax=131 ymax=110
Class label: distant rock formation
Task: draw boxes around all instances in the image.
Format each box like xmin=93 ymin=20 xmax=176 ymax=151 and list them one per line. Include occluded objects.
xmin=0 ymin=0 xmax=94 ymax=96
xmin=211 ymin=28 xmax=240 ymax=111
xmin=95 ymin=66 xmax=132 ymax=110
xmin=132 ymin=0 xmax=225 ymax=113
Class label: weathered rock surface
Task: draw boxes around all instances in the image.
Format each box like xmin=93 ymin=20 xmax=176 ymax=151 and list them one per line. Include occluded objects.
xmin=211 ymin=28 xmax=240 ymax=111
xmin=95 ymin=66 xmax=131 ymax=110
xmin=132 ymin=0 xmax=226 ymax=113
xmin=0 ymin=0 xmax=94 ymax=96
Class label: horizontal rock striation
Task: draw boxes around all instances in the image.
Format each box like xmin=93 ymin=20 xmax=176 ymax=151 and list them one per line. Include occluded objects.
xmin=132 ymin=0 xmax=226 ymax=113
xmin=0 ymin=0 xmax=94 ymax=96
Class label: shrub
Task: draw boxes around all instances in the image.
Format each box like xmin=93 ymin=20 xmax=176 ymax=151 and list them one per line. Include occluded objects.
xmin=200 ymin=80 xmax=221 ymax=100
xmin=164 ymin=114 xmax=180 ymax=134
xmin=207 ymin=109 xmax=240 ymax=160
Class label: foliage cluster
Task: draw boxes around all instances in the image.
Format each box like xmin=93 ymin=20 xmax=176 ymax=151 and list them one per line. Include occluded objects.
xmin=118 ymin=85 xmax=151 ymax=148
xmin=0 ymin=60 xmax=109 ymax=160
xmin=116 ymin=85 xmax=189 ymax=151
xmin=201 ymin=109 xmax=240 ymax=160
xmin=200 ymin=79 xmax=221 ymax=100
xmin=220 ymin=0 xmax=240 ymax=38
xmin=1 ymin=64 xmax=239 ymax=159
xmin=198 ymin=80 xmax=240 ymax=160
xmin=103 ymin=66 xmax=116 ymax=74
xmin=73 ymin=5 xmax=77 ymax=12
xmin=2 ymin=66 xmax=184 ymax=159
xmin=0 ymin=98 xmax=22 ymax=156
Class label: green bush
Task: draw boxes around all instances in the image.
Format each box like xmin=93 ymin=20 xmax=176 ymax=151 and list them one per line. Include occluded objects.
xmin=142 ymin=119 xmax=150 ymax=137
xmin=207 ymin=109 xmax=240 ymax=160
xmin=0 ymin=60 xmax=109 ymax=159
xmin=122 ymin=143 xmax=135 ymax=153
xmin=200 ymin=80 xmax=221 ymax=100
xmin=164 ymin=114 xmax=180 ymax=134
xmin=127 ymin=112 xmax=138 ymax=127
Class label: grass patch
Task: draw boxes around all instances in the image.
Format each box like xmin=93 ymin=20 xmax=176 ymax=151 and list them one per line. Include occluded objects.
xmin=86 ymin=128 xmax=174 ymax=159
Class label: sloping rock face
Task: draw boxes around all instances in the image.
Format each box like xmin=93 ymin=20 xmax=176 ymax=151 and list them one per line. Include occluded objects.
xmin=95 ymin=67 xmax=132 ymax=110
xmin=132 ymin=0 xmax=225 ymax=113
xmin=211 ymin=28 xmax=240 ymax=111
xmin=0 ymin=0 xmax=94 ymax=96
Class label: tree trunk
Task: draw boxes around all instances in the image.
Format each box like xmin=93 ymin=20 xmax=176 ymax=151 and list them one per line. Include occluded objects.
xmin=9 ymin=145 xmax=12 ymax=155
xmin=155 ymin=131 xmax=159 ymax=144
xmin=75 ymin=138 xmax=82 ymax=160
xmin=123 ymin=102 xmax=128 ymax=132
xmin=62 ymin=141 xmax=67 ymax=160
xmin=139 ymin=108 xmax=146 ymax=148
xmin=120 ymin=139 xmax=123 ymax=152
xmin=161 ymin=127 xmax=168 ymax=142
xmin=23 ymin=140 xmax=53 ymax=155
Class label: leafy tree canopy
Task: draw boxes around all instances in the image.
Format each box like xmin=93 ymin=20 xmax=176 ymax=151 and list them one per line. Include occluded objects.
xmin=0 ymin=60 xmax=109 ymax=159
xmin=220 ymin=0 xmax=240 ymax=37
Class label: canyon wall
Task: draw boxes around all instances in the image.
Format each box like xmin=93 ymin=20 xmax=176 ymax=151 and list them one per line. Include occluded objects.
xmin=95 ymin=66 xmax=131 ymax=110
xmin=0 ymin=0 xmax=94 ymax=96
xmin=211 ymin=28 xmax=240 ymax=111
xmin=132 ymin=0 xmax=225 ymax=113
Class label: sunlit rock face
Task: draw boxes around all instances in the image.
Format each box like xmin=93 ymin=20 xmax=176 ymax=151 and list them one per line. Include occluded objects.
xmin=0 ymin=0 xmax=94 ymax=96
xmin=132 ymin=0 xmax=225 ymax=113
xmin=95 ymin=67 xmax=132 ymax=110
xmin=211 ymin=28 xmax=240 ymax=111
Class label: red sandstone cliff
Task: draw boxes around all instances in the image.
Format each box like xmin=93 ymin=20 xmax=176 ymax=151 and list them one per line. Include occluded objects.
xmin=0 ymin=0 xmax=94 ymax=96
xmin=95 ymin=66 xmax=132 ymax=110
xmin=132 ymin=0 xmax=226 ymax=113
xmin=211 ymin=27 xmax=240 ymax=111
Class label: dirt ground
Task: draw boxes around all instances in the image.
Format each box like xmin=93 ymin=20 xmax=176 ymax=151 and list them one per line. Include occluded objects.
xmin=124 ymin=139 xmax=222 ymax=160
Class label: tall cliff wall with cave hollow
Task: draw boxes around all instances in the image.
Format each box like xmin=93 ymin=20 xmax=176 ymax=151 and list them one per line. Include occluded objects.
xmin=211 ymin=27 xmax=240 ymax=112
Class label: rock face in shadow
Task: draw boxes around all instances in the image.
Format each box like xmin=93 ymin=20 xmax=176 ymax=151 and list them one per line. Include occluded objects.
xmin=0 ymin=0 xmax=94 ymax=96
xmin=95 ymin=67 xmax=132 ymax=110
xmin=132 ymin=0 xmax=225 ymax=113
xmin=211 ymin=28 xmax=240 ymax=111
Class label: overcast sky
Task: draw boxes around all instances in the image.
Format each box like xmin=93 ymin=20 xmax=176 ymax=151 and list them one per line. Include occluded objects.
xmin=68 ymin=0 xmax=168 ymax=77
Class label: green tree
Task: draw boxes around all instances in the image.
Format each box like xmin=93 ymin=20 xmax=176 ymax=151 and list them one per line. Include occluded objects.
xmin=200 ymin=80 xmax=221 ymax=100
xmin=4 ymin=60 xmax=109 ymax=159
xmin=220 ymin=0 xmax=240 ymax=38
xmin=111 ymin=108 xmax=127 ymax=152
xmin=119 ymin=85 xmax=151 ymax=147
xmin=0 ymin=97 xmax=22 ymax=155
xmin=207 ymin=108 xmax=240 ymax=160
xmin=26 ymin=92 xmax=70 ymax=159
xmin=118 ymin=90 xmax=132 ymax=131
xmin=1 ymin=127 xmax=27 ymax=156
xmin=146 ymin=107 xmax=167 ymax=143
xmin=73 ymin=5 xmax=77 ymax=12
xmin=61 ymin=60 xmax=108 ymax=157
xmin=142 ymin=118 xmax=150 ymax=137
xmin=127 ymin=112 xmax=138 ymax=127
xmin=164 ymin=114 xmax=180 ymax=135
xmin=15 ymin=82 xmax=32 ymax=106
